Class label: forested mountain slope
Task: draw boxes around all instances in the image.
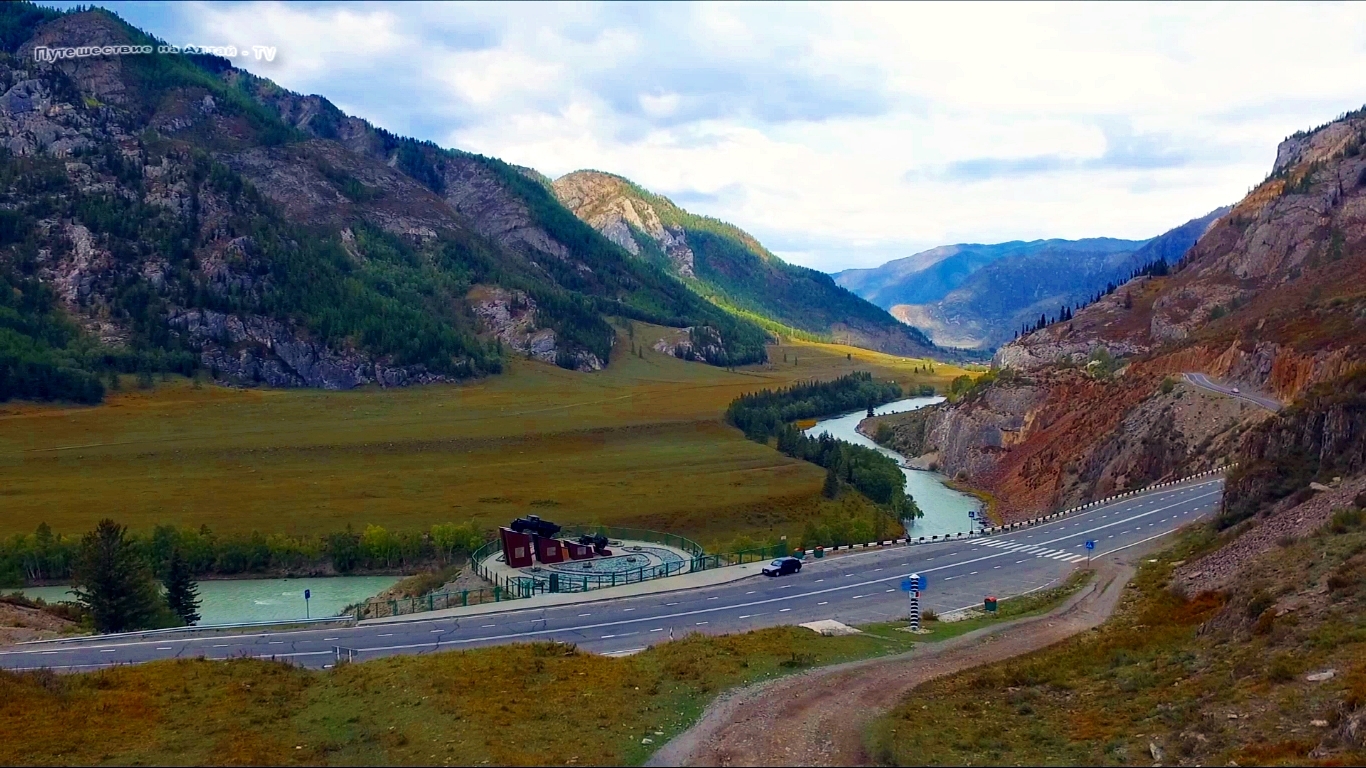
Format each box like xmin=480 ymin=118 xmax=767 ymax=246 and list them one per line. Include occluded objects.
xmin=0 ymin=5 xmax=772 ymax=403
xmin=889 ymin=209 xmax=1227 ymax=349
xmin=551 ymin=170 xmax=939 ymax=357
xmin=835 ymin=237 xmax=1143 ymax=311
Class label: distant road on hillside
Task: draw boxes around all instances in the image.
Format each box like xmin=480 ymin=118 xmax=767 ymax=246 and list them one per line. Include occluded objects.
xmin=1184 ymin=372 xmax=1282 ymax=412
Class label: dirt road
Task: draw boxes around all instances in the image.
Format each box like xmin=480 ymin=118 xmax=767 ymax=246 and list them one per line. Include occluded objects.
xmin=648 ymin=560 xmax=1136 ymax=767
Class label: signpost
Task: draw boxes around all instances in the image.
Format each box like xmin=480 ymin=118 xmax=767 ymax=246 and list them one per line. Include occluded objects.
xmin=900 ymin=573 xmax=927 ymax=630
xmin=1085 ymin=540 xmax=1095 ymax=566
xmin=304 ymin=588 xmax=312 ymax=619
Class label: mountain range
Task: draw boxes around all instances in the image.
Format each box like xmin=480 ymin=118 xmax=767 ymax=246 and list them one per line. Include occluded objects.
xmin=884 ymin=102 xmax=1366 ymax=522
xmin=550 ymin=171 xmax=934 ymax=356
xmin=834 ymin=209 xmax=1227 ymax=349
xmin=0 ymin=5 xmax=943 ymax=404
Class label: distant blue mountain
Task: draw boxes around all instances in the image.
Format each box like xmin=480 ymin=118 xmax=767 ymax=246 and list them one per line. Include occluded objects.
xmin=833 ymin=209 xmax=1229 ymax=349
xmin=834 ymin=238 xmax=1146 ymax=309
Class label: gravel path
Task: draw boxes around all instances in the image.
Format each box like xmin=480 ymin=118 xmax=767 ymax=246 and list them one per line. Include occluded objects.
xmin=648 ymin=559 xmax=1138 ymax=767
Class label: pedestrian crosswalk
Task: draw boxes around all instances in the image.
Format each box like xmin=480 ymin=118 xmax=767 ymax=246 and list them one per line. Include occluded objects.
xmin=973 ymin=538 xmax=1089 ymax=562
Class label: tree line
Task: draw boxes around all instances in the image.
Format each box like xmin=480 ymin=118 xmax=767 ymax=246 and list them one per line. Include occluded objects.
xmin=1015 ymin=257 xmax=1173 ymax=339
xmin=725 ymin=372 xmax=921 ymax=520
xmin=0 ymin=520 xmax=488 ymax=588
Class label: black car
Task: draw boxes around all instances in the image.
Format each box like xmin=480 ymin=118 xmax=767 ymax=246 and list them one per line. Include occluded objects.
xmin=761 ymin=556 xmax=802 ymax=577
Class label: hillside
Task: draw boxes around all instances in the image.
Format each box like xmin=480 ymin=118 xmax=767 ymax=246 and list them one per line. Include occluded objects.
xmin=551 ymin=170 xmax=940 ymax=357
xmin=893 ymin=210 xmax=1226 ymax=349
xmin=882 ymin=106 xmax=1366 ymax=523
xmin=835 ymin=211 xmax=1225 ymax=349
xmin=835 ymin=238 xmax=1142 ymax=310
xmin=0 ymin=5 xmax=773 ymax=404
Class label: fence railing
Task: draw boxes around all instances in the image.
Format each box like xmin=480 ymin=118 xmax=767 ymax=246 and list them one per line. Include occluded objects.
xmin=355 ymin=528 xmax=788 ymax=619
xmin=558 ymin=525 xmax=706 ymax=558
xmin=354 ymin=584 xmax=514 ymax=619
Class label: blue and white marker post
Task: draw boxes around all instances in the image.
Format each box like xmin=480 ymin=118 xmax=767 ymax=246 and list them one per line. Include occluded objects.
xmin=900 ymin=573 xmax=926 ymax=630
xmin=1085 ymin=540 xmax=1096 ymax=566
xmin=304 ymin=588 xmax=312 ymax=619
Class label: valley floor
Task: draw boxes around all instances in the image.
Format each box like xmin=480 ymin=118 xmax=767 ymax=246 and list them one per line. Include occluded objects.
xmin=0 ymin=325 xmax=968 ymax=547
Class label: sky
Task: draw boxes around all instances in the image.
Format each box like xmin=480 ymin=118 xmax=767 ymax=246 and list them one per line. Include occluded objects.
xmin=67 ymin=1 xmax=1366 ymax=273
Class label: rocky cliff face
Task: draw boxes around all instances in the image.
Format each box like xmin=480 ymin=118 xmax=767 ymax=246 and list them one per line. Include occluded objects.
xmin=933 ymin=108 xmax=1366 ymax=518
xmin=1002 ymin=108 xmax=1366 ymax=397
xmin=1222 ymin=368 xmax=1366 ymax=528
xmin=875 ymin=367 xmax=1268 ymax=521
xmin=468 ymin=286 xmax=605 ymax=372
xmin=552 ymin=172 xmax=695 ymax=277
xmin=0 ymin=8 xmax=776 ymax=399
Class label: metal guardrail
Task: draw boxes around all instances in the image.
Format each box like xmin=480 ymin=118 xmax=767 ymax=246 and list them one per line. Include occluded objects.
xmin=791 ymin=466 xmax=1233 ymax=556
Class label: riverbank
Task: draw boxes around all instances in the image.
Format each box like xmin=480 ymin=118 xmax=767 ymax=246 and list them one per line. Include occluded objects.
xmin=18 ymin=575 xmax=401 ymax=626
xmin=805 ymin=397 xmax=981 ymax=539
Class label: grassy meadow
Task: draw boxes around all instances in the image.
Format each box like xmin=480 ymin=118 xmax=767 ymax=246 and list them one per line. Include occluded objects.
xmin=0 ymin=323 xmax=971 ymax=545
xmin=864 ymin=516 xmax=1366 ymax=766
xmin=0 ymin=575 xmax=1084 ymax=766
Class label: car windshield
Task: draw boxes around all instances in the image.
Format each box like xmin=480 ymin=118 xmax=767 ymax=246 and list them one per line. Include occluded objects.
xmin=770 ymin=560 xmax=784 ymax=566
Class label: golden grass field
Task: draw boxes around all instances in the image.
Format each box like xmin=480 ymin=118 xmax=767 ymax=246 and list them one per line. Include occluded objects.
xmin=0 ymin=577 xmax=1084 ymax=766
xmin=0 ymin=324 xmax=973 ymax=544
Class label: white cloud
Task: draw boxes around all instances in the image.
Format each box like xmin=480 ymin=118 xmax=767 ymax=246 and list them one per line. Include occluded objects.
xmin=106 ymin=1 xmax=1366 ymax=272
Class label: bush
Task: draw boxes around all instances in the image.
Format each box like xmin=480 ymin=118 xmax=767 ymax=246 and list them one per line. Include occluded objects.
xmin=1329 ymin=508 xmax=1366 ymax=535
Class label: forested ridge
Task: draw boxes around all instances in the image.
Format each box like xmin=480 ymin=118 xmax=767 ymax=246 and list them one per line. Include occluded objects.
xmin=552 ymin=171 xmax=937 ymax=356
xmin=0 ymin=3 xmax=772 ymax=403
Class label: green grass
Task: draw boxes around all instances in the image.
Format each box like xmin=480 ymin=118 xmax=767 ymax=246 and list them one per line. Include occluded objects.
xmin=865 ymin=516 xmax=1366 ymax=767
xmin=0 ymin=566 xmax=1083 ymax=766
xmin=0 ymin=325 xmax=972 ymax=546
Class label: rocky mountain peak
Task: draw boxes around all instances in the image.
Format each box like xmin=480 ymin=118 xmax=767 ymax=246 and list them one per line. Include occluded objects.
xmin=552 ymin=170 xmax=695 ymax=277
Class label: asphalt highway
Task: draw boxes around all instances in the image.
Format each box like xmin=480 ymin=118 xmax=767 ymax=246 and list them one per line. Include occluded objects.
xmin=1184 ymin=372 xmax=1282 ymax=412
xmin=0 ymin=476 xmax=1224 ymax=672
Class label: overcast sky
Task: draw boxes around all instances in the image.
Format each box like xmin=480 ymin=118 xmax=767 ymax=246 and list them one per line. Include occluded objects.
xmin=71 ymin=1 xmax=1366 ymax=272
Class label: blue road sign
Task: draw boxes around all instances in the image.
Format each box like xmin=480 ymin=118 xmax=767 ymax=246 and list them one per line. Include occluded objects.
xmin=304 ymin=588 xmax=312 ymax=600
xmin=901 ymin=574 xmax=928 ymax=591
xmin=1085 ymin=540 xmax=1096 ymax=551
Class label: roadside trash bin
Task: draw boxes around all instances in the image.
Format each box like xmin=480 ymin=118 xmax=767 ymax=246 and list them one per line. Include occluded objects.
xmin=984 ymin=596 xmax=998 ymax=613
xmin=814 ymin=546 xmax=825 ymax=559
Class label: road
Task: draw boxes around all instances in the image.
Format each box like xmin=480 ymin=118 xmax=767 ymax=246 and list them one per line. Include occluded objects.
xmin=1184 ymin=372 xmax=1282 ymax=411
xmin=0 ymin=476 xmax=1224 ymax=672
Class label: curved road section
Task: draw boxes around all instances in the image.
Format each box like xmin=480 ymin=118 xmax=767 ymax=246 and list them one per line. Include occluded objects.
xmin=0 ymin=477 xmax=1224 ymax=672
xmin=1184 ymin=372 xmax=1282 ymax=412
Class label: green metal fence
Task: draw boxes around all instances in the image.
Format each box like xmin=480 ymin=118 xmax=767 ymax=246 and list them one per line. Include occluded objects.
xmin=355 ymin=585 xmax=513 ymax=619
xmin=359 ymin=529 xmax=786 ymax=619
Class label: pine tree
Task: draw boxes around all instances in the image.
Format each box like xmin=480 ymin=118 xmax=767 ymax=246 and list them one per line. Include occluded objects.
xmin=162 ymin=549 xmax=201 ymax=626
xmin=822 ymin=465 xmax=840 ymax=499
xmin=72 ymin=519 xmax=164 ymax=633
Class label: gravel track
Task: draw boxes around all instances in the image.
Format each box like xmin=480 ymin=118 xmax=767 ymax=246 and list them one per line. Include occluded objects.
xmin=649 ymin=559 xmax=1138 ymax=767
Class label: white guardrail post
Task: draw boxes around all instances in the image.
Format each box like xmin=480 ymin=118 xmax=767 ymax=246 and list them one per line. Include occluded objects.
xmin=799 ymin=464 xmax=1233 ymax=556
